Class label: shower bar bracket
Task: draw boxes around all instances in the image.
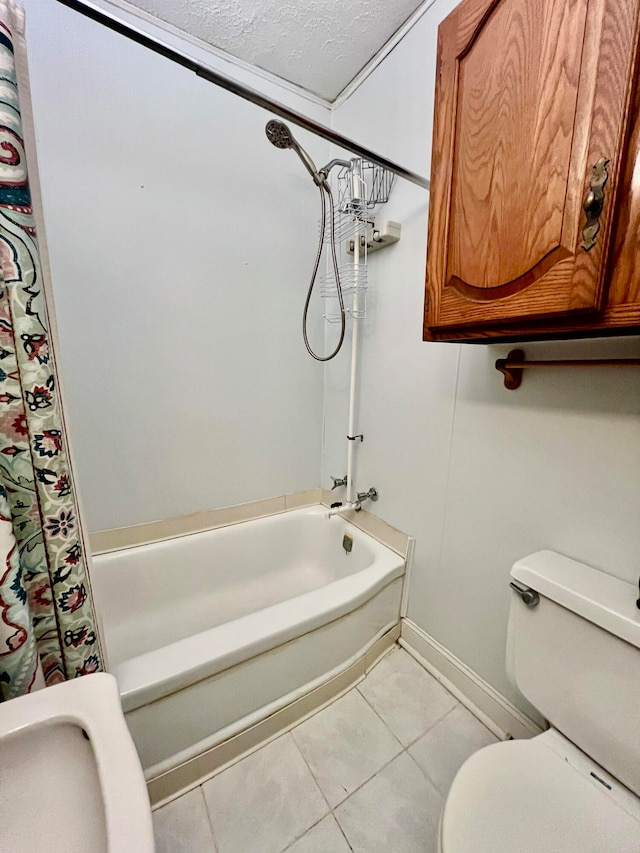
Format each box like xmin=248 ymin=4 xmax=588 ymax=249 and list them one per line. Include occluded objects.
xmin=347 ymin=221 xmax=401 ymax=255
xmin=54 ymin=0 xmax=430 ymax=190
xmin=495 ymin=349 xmax=640 ymax=390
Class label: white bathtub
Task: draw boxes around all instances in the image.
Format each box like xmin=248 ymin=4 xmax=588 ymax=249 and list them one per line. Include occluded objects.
xmin=90 ymin=506 xmax=405 ymax=779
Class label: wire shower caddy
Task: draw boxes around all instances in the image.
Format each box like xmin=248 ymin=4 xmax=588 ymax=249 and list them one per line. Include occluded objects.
xmin=320 ymin=160 xmax=394 ymax=323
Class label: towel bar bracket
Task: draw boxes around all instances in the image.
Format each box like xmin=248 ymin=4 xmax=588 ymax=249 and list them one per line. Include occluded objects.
xmin=495 ymin=349 xmax=640 ymax=390
xmin=496 ymin=349 xmax=526 ymax=389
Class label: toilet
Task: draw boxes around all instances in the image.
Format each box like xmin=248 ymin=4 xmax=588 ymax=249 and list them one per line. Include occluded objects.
xmin=439 ymin=550 xmax=640 ymax=852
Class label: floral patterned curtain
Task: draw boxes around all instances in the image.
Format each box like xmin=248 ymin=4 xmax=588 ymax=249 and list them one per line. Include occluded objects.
xmin=0 ymin=1 xmax=103 ymax=700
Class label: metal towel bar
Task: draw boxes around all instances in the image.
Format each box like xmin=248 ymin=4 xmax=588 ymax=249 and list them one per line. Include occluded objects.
xmin=496 ymin=349 xmax=640 ymax=389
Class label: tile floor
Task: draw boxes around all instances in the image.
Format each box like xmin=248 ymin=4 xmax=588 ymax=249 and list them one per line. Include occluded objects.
xmin=152 ymin=646 xmax=498 ymax=853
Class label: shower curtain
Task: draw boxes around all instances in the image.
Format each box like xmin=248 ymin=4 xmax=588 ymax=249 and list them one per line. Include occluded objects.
xmin=0 ymin=0 xmax=103 ymax=700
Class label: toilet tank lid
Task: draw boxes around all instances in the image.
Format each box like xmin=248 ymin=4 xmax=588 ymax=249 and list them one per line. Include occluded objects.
xmin=511 ymin=551 xmax=640 ymax=650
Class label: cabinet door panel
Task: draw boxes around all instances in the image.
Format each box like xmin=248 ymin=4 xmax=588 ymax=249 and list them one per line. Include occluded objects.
xmin=425 ymin=0 xmax=640 ymax=333
xmin=449 ymin=0 xmax=585 ymax=291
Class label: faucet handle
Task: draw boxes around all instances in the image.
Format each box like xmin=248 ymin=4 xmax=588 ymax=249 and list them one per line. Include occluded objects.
xmin=330 ymin=475 xmax=348 ymax=490
xmin=356 ymin=487 xmax=379 ymax=503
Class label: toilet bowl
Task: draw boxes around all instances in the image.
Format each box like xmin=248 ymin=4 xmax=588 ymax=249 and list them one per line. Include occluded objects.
xmin=438 ymin=551 xmax=640 ymax=852
xmin=0 ymin=672 xmax=154 ymax=852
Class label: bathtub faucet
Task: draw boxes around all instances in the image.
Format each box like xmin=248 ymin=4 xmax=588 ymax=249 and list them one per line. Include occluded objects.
xmin=327 ymin=501 xmax=357 ymax=518
xmin=327 ymin=487 xmax=378 ymax=517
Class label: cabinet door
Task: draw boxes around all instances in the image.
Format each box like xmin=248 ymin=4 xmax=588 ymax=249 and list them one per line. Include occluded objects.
xmin=425 ymin=0 xmax=640 ymax=334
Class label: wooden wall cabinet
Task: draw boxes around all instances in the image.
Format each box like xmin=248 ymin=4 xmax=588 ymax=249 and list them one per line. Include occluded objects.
xmin=423 ymin=0 xmax=640 ymax=342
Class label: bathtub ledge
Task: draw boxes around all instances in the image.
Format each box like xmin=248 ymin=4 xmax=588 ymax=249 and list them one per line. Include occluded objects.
xmin=117 ymin=557 xmax=404 ymax=712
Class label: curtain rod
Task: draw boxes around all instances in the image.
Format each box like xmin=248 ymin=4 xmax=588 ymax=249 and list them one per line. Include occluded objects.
xmin=52 ymin=0 xmax=430 ymax=190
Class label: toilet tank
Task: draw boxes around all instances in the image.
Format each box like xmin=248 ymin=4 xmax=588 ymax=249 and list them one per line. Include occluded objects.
xmin=507 ymin=551 xmax=640 ymax=797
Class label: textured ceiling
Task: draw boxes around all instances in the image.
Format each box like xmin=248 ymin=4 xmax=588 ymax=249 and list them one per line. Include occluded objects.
xmin=120 ymin=0 xmax=424 ymax=101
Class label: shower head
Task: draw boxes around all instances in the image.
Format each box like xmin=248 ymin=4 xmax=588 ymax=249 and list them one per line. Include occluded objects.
xmin=265 ymin=119 xmax=294 ymax=149
xmin=265 ymin=120 xmax=322 ymax=185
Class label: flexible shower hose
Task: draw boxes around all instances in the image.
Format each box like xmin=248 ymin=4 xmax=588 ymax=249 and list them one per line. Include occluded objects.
xmin=303 ymin=180 xmax=346 ymax=361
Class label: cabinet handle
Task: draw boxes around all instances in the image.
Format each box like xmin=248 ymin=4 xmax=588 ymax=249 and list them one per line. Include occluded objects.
xmin=581 ymin=157 xmax=610 ymax=251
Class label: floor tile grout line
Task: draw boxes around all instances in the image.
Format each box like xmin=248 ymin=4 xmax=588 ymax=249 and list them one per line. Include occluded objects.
xmin=198 ymin=782 xmax=220 ymax=852
xmin=288 ymin=729 xmax=334 ymax=814
xmin=404 ymin=747 xmax=448 ymax=799
xmin=289 ymin=690 xmax=410 ymax=851
xmin=326 ymin=749 xmax=409 ymax=850
xmin=279 ymin=812 xmax=333 ymax=853
xmin=370 ymin=648 xmax=463 ymax=725
xmin=288 ymin=688 xmax=412 ymax=849
xmin=198 ymin=731 xmax=330 ymax=853
xmin=356 ymin=670 xmax=459 ymax=751
xmin=280 ymin=729 xmax=357 ymax=852
xmin=402 ymin=704 xmax=461 ymax=750
xmin=331 ymin=747 xmax=409 ymax=813
xmin=355 ymin=680 xmax=410 ymax=746
xmin=330 ymin=747 xmax=446 ymax=849
xmin=291 ymin=682 xmax=404 ymax=801
xmin=333 ymin=813 xmax=355 ymax=851
xmin=280 ymin=813 xmax=355 ymax=853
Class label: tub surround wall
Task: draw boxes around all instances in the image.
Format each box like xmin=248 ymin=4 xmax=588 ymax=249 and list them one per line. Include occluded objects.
xmin=89 ymin=489 xmax=410 ymax=556
xmin=89 ymin=488 xmax=411 ymax=557
xmin=90 ymin=489 xmax=324 ymax=554
xmin=20 ymin=0 xmax=330 ymax=532
xmin=327 ymin=0 xmax=640 ymax=717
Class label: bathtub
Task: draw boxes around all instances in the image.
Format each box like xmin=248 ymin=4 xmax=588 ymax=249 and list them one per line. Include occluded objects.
xmin=90 ymin=505 xmax=405 ymax=784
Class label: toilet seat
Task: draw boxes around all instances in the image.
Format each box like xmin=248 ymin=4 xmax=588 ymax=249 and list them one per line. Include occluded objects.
xmin=439 ymin=736 xmax=640 ymax=853
xmin=0 ymin=673 xmax=154 ymax=852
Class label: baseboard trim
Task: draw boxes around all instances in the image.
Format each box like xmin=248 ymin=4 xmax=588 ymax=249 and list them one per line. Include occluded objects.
xmin=400 ymin=618 xmax=542 ymax=741
xmin=147 ymin=623 xmax=400 ymax=808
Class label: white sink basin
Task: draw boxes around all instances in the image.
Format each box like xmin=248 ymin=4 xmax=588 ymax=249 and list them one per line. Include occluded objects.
xmin=0 ymin=673 xmax=154 ymax=852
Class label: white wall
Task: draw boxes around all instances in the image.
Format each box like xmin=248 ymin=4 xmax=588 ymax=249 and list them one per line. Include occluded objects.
xmin=22 ymin=0 xmax=331 ymax=531
xmin=329 ymin=0 xmax=640 ymax=713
